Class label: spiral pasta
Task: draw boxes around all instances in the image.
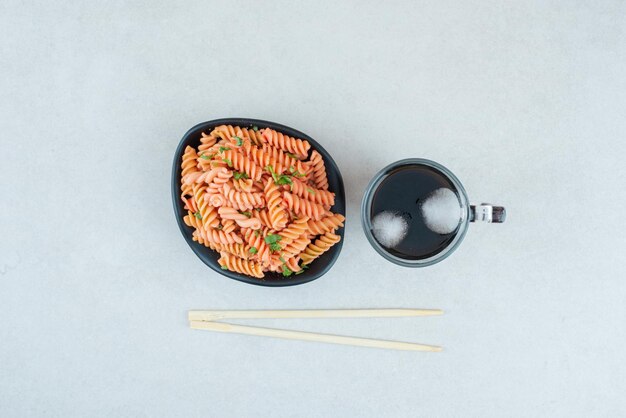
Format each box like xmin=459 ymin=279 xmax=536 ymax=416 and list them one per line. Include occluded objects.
xmin=221 ymin=149 xmax=263 ymax=181
xmin=244 ymin=143 xmax=311 ymax=176
xmin=242 ymin=227 xmax=272 ymax=265
xmin=299 ymin=232 xmax=341 ymax=265
xmin=260 ymin=128 xmax=311 ymax=160
xmin=288 ymin=177 xmax=335 ymax=207
xmin=209 ymin=243 xmax=251 ymax=259
xmin=181 ymin=146 xmax=199 ymax=197
xmin=309 ymin=150 xmax=329 ymax=191
xmin=213 ymin=125 xmax=264 ymax=147
xmin=278 ymin=217 xmax=310 ymax=245
xmin=197 ymin=138 xmax=230 ymax=171
xmin=281 ymin=191 xmax=327 ymax=221
xmin=205 ymin=192 xmax=226 ymax=208
xmin=221 ymin=219 xmax=237 ymax=234
xmin=264 ymin=179 xmax=289 ymax=230
xmin=232 ymin=178 xmax=255 ymax=192
xmin=218 ymin=252 xmax=264 ymax=278
xmin=183 ymin=209 xmax=242 ymax=245
xmin=306 ymin=213 xmax=345 ymax=235
xmin=283 ymin=256 xmax=302 ymax=273
xmin=282 ymin=234 xmax=312 ymax=257
xmin=222 ymin=183 xmax=265 ymax=211
xmin=193 ymin=184 xmax=220 ymax=229
xmin=179 ymin=124 xmax=343 ymax=279
xmin=196 ymin=226 xmax=243 ymax=245
xmin=218 ymin=206 xmax=262 ymax=230
xmin=197 ymin=167 xmax=231 ymax=186
xmin=198 ymin=131 xmax=218 ymax=155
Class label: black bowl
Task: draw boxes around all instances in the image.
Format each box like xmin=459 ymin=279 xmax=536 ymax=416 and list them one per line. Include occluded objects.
xmin=171 ymin=118 xmax=346 ymax=287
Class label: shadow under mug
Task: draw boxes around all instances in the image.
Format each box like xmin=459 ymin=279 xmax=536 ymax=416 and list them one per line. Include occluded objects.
xmin=361 ymin=158 xmax=506 ymax=267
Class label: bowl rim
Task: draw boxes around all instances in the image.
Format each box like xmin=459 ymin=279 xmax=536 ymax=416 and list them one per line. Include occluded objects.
xmin=171 ymin=118 xmax=346 ymax=287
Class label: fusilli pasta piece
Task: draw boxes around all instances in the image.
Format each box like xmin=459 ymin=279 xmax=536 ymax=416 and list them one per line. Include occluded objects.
xmin=218 ymin=252 xmax=264 ymax=278
xmin=213 ymin=125 xmax=264 ymax=147
xmin=260 ymin=128 xmax=311 ymax=160
xmin=300 ymin=232 xmax=341 ymax=265
xmin=309 ymin=150 xmax=329 ymax=190
xmin=193 ymin=184 xmax=220 ymax=228
xmin=281 ymin=191 xmax=326 ymax=221
xmin=244 ymin=143 xmax=311 ymax=175
xmin=252 ymin=208 xmax=273 ymax=228
xmin=221 ymin=149 xmax=263 ymax=181
xmin=209 ymin=242 xmax=251 ymax=259
xmin=232 ymin=178 xmax=254 ymax=192
xmin=198 ymin=131 xmax=218 ymax=155
xmin=282 ymin=234 xmax=312 ymax=257
xmin=218 ymin=206 xmax=262 ymax=230
xmin=205 ymin=192 xmax=226 ymax=208
xmin=195 ymin=227 xmax=243 ymax=245
xmin=221 ymin=219 xmax=237 ymax=234
xmin=181 ymin=146 xmax=199 ymax=197
xmin=242 ymin=228 xmax=271 ymax=265
xmin=277 ymin=217 xmax=310 ymax=248
xmin=222 ymin=183 xmax=265 ymax=211
xmin=306 ymin=213 xmax=345 ymax=235
xmin=264 ymin=179 xmax=289 ymax=230
xmin=288 ymin=177 xmax=335 ymax=207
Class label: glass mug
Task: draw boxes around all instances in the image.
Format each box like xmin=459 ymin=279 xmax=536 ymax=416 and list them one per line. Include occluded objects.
xmin=361 ymin=158 xmax=506 ymax=267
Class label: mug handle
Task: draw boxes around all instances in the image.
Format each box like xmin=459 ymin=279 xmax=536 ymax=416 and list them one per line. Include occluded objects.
xmin=470 ymin=203 xmax=506 ymax=223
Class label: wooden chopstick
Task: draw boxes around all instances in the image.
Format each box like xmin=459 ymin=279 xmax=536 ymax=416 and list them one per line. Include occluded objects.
xmin=188 ymin=308 xmax=443 ymax=322
xmin=189 ymin=320 xmax=442 ymax=352
xmin=188 ymin=308 xmax=443 ymax=352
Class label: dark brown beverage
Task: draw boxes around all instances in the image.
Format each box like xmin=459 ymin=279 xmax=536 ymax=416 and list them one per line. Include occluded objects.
xmin=369 ymin=164 xmax=461 ymax=260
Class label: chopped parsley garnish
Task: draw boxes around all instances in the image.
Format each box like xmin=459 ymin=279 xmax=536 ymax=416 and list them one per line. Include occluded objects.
xmin=278 ymin=176 xmax=292 ymax=186
xmin=233 ymin=171 xmax=249 ymax=180
xmin=241 ymin=211 xmax=252 ymax=218
xmin=265 ymin=165 xmax=278 ymax=181
xmin=222 ymin=158 xmax=233 ymax=167
xmin=286 ymin=152 xmax=299 ymax=160
xmin=269 ymin=242 xmax=281 ymax=252
xmin=265 ymin=165 xmax=292 ymax=186
xmin=194 ymin=212 xmax=202 ymax=220
xmin=221 ymin=265 xmax=228 ymax=270
xmin=282 ymin=265 xmax=293 ymax=277
xmin=279 ymin=256 xmax=286 ymax=263
xmin=219 ymin=146 xmax=231 ymax=153
xmin=254 ymin=230 xmax=260 ymax=237
xmin=200 ymin=153 xmax=213 ymax=160
xmin=249 ymin=247 xmax=258 ymax=255
xmin=306 ymin=187 xmax=315 ymax=194
xmin=252 ymin=126 xmax=259 ymax=132
xmin=295 ymin=263 xmax=309 ymax=274
xmin=288 ymin=165 xmax=305 ymax=177
xmin=233 ymin=136 xmax=243 ymax=146
xmin=264 ymin=234 xmax=282 ymax=244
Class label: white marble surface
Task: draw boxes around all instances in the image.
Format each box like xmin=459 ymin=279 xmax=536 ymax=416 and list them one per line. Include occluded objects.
xmin=1 ymin=1 xmax=625 ymax=417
